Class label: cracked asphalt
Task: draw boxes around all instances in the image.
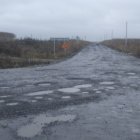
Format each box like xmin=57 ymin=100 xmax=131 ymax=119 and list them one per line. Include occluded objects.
xmin=0 ymin=44 xmax=140 ymax=140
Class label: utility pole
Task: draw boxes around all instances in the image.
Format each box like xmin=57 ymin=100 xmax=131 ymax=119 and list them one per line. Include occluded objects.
xmin=111 ymin=30 xmax=114 ymax=40
xmin=85 ymin=36 xmax=86 ymax=41
xmin=104 ymin=34 xmax=106 ymax=41
xmin=53 ymin=38 xmax=56 ymax=58
xmin=125 ymin=21 xmax=128 ymax=47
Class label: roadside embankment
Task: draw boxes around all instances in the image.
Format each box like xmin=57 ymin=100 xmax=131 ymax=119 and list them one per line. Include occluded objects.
xmin=0 ymin=39 xmax=90 ymax=68
xmin=102 ymin=39 xmax=140 ymax=57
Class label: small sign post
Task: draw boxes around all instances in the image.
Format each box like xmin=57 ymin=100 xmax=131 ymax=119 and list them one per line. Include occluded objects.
xmin=62 ymin=42 xmax=70 ymax=55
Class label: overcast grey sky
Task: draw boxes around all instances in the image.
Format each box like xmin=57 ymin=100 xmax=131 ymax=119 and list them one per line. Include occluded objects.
xmin=0 ymin=0 xmax=140 ymax=41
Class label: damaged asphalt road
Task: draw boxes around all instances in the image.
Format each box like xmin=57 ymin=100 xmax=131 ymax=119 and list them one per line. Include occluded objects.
xmin=0 ymin=45 xmax=140 ymax=140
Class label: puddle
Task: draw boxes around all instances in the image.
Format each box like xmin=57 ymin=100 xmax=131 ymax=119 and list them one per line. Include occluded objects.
xmin=130 ymin=84 xmax=138 ymax=88
xmin=106 ymin=86 xmax=115 ymax=90
xmin=6 ymin=102 xmax=19 ymax=106
xmin=0 ymin=87 xmax=10 ymax=89
xmin=58 ymin=84 xmax=92 ymax=94
xmin=31 ymin=100 xmax=37 ymax=103
xmin=0 ymin=100 xmax=5 ymax=103
xmin=132 ymin=127 xmax=140 ymax=134
xmin=74 ymin=84 xmax=92 ymax=89
xmin=127 ymin=73 xmax=136 ymax=76
xmin=129 ymin=76 xmax=139 ymax=79
xmin=0 ymin=95 xmax=11 ymax=98
xmin=17 ymin=114 xmax=76 ymax=138
xmin=38 ymin=83 xmax=51 ymax=86
xmin=26 ymin=90 xmax=53 ymax=96
xmin=58 ymin=88 xmax=80 ymax=93
xmin=125 ymin=109 xmax=133 ymax=113
xmin=35 ymin=96 xmax=43 ymax=99
xmin=82 ymin=92 xmax=89 ymax=94
xmin=96 ymin=91 xmax=102 ymax=94
xmin=99 ymin=81 xmax=115 ymax=85
xmin=61 ymin=96 xmax=71 ymax=99
xmin=93 ymin=89 xmax=99 ymax=91
xmin=63 ymin=107 xmax=75 ymax=111
xmin=25 ymin=85 xmax=34 ymax=87
xmin=48 ymin=98 xmax=53 ymax=101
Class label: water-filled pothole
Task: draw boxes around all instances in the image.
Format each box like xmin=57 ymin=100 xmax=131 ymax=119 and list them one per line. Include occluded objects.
xmin=26 ymin=90 xmax=53 ymax=96
xmin=17 ymin=114 xmax=76 ymax=138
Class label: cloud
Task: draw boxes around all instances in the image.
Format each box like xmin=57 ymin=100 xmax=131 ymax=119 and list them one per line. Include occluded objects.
xmin=0 ymin=0 xmax=140 ymax=41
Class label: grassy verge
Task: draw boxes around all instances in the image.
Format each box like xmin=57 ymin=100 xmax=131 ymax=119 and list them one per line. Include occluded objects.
xmin=102 ymin=39 xmax=140 ymax=57
xmin=0 ymin=38 xmax=90 ymax=68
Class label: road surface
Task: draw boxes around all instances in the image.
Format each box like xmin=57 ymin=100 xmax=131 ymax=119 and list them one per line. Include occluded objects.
xmin=0 ymin=45 xmax=140 ymax=140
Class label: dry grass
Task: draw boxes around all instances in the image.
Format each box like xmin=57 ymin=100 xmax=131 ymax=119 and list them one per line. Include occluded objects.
xmin=102 ymin=39 xmax=140 ymax=57
xmin=0 ymin=38 xmax=90 ymax=68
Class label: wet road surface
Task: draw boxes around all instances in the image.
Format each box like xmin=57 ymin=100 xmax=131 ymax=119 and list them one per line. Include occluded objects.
xmin=0 ymin=45 xmax=140 ymax=139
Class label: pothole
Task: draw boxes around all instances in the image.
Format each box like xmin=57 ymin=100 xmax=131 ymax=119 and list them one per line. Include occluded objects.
xmin=34 ymin=96 xmax=43 ymax=99
xmin=6 ymin=102 xmax=19 ymax=106
xmin=61 ymin=96 xmax=71 ymax=99
xmin=99 ymin=81 xmax=115 ymax=85
xmin=74 ymin=84 xmax=92 ymax=89
xmin=0 ymin=95 xmax=11 ymax=98
xmin=58 ymin=88 xmax=80 ymax=93
xmin=17 ymin=114 xmax=76 ymax=138
xmin=0 ymin=87 xmax=10 ymax=89
xmin=31 ymin=100 xmax=37 ymax=103
xmin=0 ymin=100 xmax=5 ymax=103
xmin=106 ymin=86 xmax=115 ymax=90
xmin=38 ymin=83 xmax=51 ymax=87
xmin=26 ymin=90 xmax=53 ymax=96
xmin=127 ymin=73 xmax=136 ymax=76
xmin=82 ymin=92 xmax=89 ymax=94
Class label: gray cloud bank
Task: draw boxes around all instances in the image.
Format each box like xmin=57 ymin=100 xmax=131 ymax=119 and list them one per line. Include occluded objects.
xmin=0 ymin=0 xmax=140 ymax=41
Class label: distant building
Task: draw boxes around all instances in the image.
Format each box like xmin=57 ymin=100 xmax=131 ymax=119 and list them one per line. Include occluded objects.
xmin=0 ymin=32 xmax=16 ymax=41
xmin=76 ymin=36 xmax=80 ymax=41
xmin=50 ymin=38 xmax=70 ymax=42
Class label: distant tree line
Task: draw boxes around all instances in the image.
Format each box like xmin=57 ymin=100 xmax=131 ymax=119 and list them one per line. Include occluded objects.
xmin=0 ymin=32 xmax=15 ymax=41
